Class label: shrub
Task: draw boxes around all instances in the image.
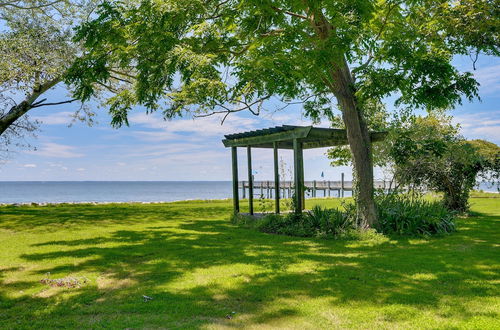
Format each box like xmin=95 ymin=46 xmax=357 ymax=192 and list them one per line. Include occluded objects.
xmin=387 ymin=115 xmax=500 ymax=213
xmin=256 ymin=206 xmax=355 ymax=238
xmin=257 ymin=213 xmax=315 ymax=237
xmin=375 ymin=193 xmax=456 ymax=236
xmin=307 ymin=205 xmax=354 ymax=237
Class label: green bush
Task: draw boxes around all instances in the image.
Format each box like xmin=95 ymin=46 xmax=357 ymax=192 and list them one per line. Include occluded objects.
xmin=375 ymin=193 xmax=456 ymax=236
xmin=257 ymin=213 xmax=315 ymax=237
xmin=307 ymin=205 xmax=354 ymax=237
xmin=256 ymin=206 xmax=355 ymax=238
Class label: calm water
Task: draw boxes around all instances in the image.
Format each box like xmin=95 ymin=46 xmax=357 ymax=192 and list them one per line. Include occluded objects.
xmin=0 ymin=181 xmax=234 ymax=204
xmin=0 ymin=181 xmax=496 ymax=204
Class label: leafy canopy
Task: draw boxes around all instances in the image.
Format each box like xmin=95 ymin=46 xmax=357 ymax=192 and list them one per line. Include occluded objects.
xmin=388 ymin=114 xmax=499 ymax=211
xmin=66 ymin=0 xmax=498 ymax=126
xmin=0 ymin=0 xmax=91 ymax=155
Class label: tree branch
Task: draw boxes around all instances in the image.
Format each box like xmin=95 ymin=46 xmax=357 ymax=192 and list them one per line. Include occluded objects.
xmin=0 ymin=0 xmax=62 ymax=10
xmin=31 ymin=98 xmax=78 ymax=108
xmin=0 ymin=76 xmax=61 ymax=135
xmin=194 ymin=95 xmax=270 ymax=124
xmin=352 ymin=2 xmax=399 ymax=76
xmin=271 ymin=6 xmax=308 ymax=20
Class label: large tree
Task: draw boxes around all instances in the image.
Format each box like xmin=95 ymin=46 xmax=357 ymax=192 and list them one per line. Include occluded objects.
xmin=67 ymin=0 xmax=499 ymax=227
xmin=0 ymin=0 xmax=102 ymax=155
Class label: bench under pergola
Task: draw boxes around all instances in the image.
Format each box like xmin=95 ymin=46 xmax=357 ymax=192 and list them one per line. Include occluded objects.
xmin=222 ymin=125 xmax=386 ymax=214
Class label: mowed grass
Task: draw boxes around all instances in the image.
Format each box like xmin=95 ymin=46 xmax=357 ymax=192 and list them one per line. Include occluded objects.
xmin=0 ymin=197 xmax=499 ymax=329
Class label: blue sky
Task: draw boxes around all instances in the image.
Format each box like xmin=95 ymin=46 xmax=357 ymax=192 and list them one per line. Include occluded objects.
xmin=1 ymin=56 xmax=499 ymax=181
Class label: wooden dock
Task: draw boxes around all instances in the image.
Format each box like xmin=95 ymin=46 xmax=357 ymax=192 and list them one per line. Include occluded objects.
xmin=239 ymin=179 xmax=392 ymax=199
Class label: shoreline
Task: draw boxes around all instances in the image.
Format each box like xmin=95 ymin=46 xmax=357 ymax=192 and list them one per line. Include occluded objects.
xmin=1 ymin=191 xmax=498 ymax=207
xmin=0 ymin=198 xmax=235 ymax=207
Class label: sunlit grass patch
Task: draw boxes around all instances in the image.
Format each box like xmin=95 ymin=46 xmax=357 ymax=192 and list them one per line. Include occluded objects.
xmin=0 ymin=197 xmax=498 ymax=328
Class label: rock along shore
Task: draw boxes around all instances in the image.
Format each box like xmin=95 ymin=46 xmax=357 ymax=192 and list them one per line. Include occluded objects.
xmin=0 ymin=198 xmax=232 ymax=207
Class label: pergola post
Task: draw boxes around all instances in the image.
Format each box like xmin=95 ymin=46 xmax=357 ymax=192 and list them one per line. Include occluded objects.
xmin=293 ymin=138 xmax=304 ymax=213
xmin=231 ymin=147 xmax=239 ymax=214
xmin=247 ymin=146 xmax=254 ymax=215
xmin=273 ymin=142 xmax=280 ymax=214
xmin=299 ymin=143 xmax=305 ymax=210
xmin=341 ymin=172 xmax=345 ymax=198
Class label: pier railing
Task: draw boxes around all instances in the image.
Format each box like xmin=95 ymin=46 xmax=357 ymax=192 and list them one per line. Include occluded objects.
xmin=238 ymin=179 xmax=393 ymax=198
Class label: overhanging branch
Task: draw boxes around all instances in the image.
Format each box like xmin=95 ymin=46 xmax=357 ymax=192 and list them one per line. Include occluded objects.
xmin=31 ymin=98 xmax=78 ymax=108
xmin=194 ymin=95 xmax=270 ymax=124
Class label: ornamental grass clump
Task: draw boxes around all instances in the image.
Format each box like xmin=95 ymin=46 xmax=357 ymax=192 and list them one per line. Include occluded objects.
xmin=307 ymin=205 xmax=355 ymax=237
xmin=375 ymin=193 xmax=456 ymax=236
xmin=256 ymin=205 xmax=355 ymax=238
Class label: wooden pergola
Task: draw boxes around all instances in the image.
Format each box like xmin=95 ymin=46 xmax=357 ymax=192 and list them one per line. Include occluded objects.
xmin=222 ymin=125 xmax=386 ymax=214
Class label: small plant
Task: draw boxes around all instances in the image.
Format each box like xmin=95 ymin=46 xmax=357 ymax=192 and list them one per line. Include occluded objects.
xmin=230 ymin=213 xmax=256 ymax=227
xmin=258 ymin=194 xmax=272 ymax=213
xmin=280 ymin=197 xmax=294 ymax=212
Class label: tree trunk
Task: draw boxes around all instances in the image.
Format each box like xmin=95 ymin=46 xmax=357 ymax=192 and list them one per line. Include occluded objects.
xmin=304 ymin=8 xmax=378 ymax=228
xmin=328 ymin=59 xmax=378 ymax=228
xmin=340 ymin=99 xmax=378 ymax=228
xmin=306 ymin=9 xmax=378 ymax=228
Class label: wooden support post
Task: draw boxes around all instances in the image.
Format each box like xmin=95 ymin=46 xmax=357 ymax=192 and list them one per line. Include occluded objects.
xmin=293 ymin=139 xmax=303 ymax=213
xmin=299 ymin=145 xmax=305 ymax=210
xmin=273 ymin=142 xmax=280 ymax=214
xmin=328 ymin=181 xmax=331 ymax=197
xmin=341 ymin=173 xmax=345 ymax=198
xmin=242 ymin=181 xmax=246 ymax=199
xmin=231 ymin=147 xmax=239 ymax=214
xmin=313 ymin=180 xmax=317 ymax=198
xmin=247 ymin=146 xmax=254 ymax=215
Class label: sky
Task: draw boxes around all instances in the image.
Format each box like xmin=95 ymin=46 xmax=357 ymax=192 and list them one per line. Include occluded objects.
xmin=1 ymin=56 xmax=499 ymax=182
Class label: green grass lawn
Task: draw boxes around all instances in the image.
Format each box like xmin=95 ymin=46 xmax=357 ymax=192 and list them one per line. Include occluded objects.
xmin=0 ymin=197 xmax=499 ymax=329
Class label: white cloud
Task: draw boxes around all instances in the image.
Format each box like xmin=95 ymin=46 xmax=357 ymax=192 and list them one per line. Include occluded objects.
xmin=262 ymin=112 xmax=316 ymax=126
xmin=32 ymin=111 xmax=74 ymax=125
xmin=453 ymin=111 xmax=500 ymax=143
xmin=76 ymin=168 xmax=85 ymax=171
xmin=474 ymin=64 xmax=500 ymax=95
xmin=132 ymin=130 xmax=181 ymax=142
xmin=23 ymin=164 xmax=37 ymax=168
xmin=128 ymin=112 xmax=260 ymax=141
xmin=26 ymin=142 xmax=84 ymax=158
xmin=48 ymin=163 xmax=69 ymax=171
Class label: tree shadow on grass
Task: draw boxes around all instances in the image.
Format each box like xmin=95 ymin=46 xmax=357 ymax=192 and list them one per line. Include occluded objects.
xmin=0 ymin=206 xmax=499 ymax=328
xmin=0 ymin=201 xmax=232 ymax=231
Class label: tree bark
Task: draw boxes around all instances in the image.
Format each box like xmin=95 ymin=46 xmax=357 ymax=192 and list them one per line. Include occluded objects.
xmin=327 ymin=59 xmax=378 ymax=228
xmin=306 ymin=8 xmax=378 ymax=227
xmin=0 ymin=77 xmax=61 ymax=136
